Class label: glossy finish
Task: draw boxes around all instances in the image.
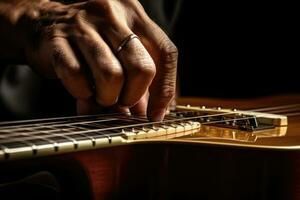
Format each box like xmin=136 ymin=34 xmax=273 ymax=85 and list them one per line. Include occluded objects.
xmin=1 ymin=95 xmax=300 ymax=200
xmin=173 ymin=95 xmax=300 ymax=149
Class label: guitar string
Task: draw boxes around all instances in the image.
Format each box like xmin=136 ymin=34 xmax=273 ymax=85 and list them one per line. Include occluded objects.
xmin=0 ymin=112 xmax=131 ymax=127
xmin=0 ymin=104 xmax=298 ymax=143
xmin=0 ymin=111 xmax=242 ymax=139
xmin=1 ymin=102 xmax=299 ymax=130
xmin=0 ymin=115 xmax=259 ymax=144
xmin=0 ymin=109 xmax=270 ymax=134
xmin=0 ymin=104 xmax=297 ymax=138
xmin=0 ymin=102 xmax=298 ymax=127
xmin=0 ymin=113 xmax=296 ymax=149
xmin=0 ymin=118 xmax=122 ymax=132
xmin=0 ymin=107 xmax=256 ymax=131
xmin=285 ymin=112 xmax=300 ymax=117
xmin=0 ymin=110 xmax=136 ymax=125
xmin=255 ymin=107 xmax=300 ymax=114
xmin=249 ymin=103 xmax=300 ymax=112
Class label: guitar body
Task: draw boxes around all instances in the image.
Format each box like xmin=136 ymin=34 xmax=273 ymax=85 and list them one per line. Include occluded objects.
xmin=1 ymin=95 xmax=300 ymax=200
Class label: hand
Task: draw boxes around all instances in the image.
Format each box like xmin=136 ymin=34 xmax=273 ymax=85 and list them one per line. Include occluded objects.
xmin=1 ymin=0 xmax=178 ymax=121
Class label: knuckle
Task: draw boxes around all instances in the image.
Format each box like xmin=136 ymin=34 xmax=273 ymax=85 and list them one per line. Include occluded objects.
xmin=60 ymin=59 xmax=81 ymax=76
xmin=90 ymin=0 xmax=114 ymax=17
xmin=97 ymin=0 xmax=112 ymax=9
xmin=66 ymin=63 xmax=81 ymax=76
xmin=51 ymin=45 xmax=82 ymax=76
xmin=99 ymin=61 xmax=124 ymax=84
xmin=156 ymin=81 xmax=176 ymax=103
xmin=161 ymin=39 xmax=178 ymax=66
xmin=130 ymin=59 xmax=156 ymax=80
xmin=134 ymin=65 xmax=156 ymax=79
xmin=62 ymin=61 xmax=82 ymax=78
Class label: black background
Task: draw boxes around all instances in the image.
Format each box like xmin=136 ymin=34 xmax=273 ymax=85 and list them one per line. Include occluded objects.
xmin=173 ymin=1 xmax=299 ymax=98
xmin=0 ymin=1 xmax=299 ymax=120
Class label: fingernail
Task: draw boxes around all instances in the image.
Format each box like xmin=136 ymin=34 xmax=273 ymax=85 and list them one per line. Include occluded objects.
xmin=150 ymin=109 xmax=166 ymax=122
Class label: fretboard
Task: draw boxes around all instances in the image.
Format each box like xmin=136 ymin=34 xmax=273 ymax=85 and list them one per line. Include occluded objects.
xmin=0 ymin=105 xmax=288 ymax=161
xmin=0 ymin=112 xmax=200 ymax=161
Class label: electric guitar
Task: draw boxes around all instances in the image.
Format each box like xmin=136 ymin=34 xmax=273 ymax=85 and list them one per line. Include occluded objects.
xmin=0 ymin=95 xmax=300 ymax=200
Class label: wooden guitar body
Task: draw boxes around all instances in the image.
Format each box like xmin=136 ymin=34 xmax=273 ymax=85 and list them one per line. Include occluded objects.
xmin=1 ymin=95 xmax=300 ymax=200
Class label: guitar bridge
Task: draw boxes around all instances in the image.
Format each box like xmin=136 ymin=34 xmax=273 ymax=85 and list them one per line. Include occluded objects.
xmin=175 ymin=105 xmax=287 ymax=131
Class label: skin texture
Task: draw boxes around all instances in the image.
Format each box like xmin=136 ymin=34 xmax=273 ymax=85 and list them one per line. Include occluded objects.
xmin=0 ymin=0 xmax=177 ymax=121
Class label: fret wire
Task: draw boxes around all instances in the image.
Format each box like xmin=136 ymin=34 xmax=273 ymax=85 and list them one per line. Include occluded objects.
xmin=0 ymin=124 xmax=124 ymax=144
xmin=0 ymin=118 xmax=76 ymax=129
xmin=55 ymin=128 xmax=96 ymax=146
xmin=40 ymin=126 xmax=90 ymax=146
xmin=66 ymin=125 xmax=118 ymax=143
xmin=0 ymin=138 xmax=37 ymax=153
xmin=0 ymin=117 xmax=128 ymax=140
xmin=0 ymin=112 xmax=149 ymax=131
xmin=0 ymin=117 xmax=120 ymax=132
xmin=0 ymin=127 xmax=61 ymax=138
xmin=0 ymin=127 xmax=59 ymax=146
xmin=0 ymin=144 xmax=9 ymax=156
xmin=0 ymin=130 xmax=71 ymax=144
xmin=0 ymin=120 xmax=70 ymax=132
xmin=0 ymin=115 xmax=257 ymax=145
xmin=65 ymin=126 xmax=101 ymax=146
xmin=0 ymin=118 xmax=132 ymax=144
xmin=81 ymin=122 xmax=131 ymax=134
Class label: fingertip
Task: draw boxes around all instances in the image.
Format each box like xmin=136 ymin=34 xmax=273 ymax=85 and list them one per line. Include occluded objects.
xmin=148 ymin=108 xmax=166 ymax=122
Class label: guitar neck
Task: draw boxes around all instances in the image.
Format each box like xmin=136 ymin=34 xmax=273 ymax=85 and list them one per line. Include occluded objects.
xmin=0 ymin=112 xmax=201 ymax=161
xmin=0 ymin=103 xmax=291 ymax=161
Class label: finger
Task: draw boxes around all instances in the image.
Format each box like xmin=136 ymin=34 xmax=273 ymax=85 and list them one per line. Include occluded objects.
xmin=130 ymin=91 xmax=149 ymax=117
xmin=51 ymin=37 xmax=93 ymax=99
xmin=77 ymin=98 xmax=103 ymax=115
xmin=116 ymin=35 xmax=156 ymax=107
xmin=90 ymin=2 xmax=156 ymax=107
xmin=135 ymin=17 xmax=178 ymax=121
xmin=73 ymin=21 xmax=124 ymax=107
xmin=77 ymin=99 xmax=130 ymax=115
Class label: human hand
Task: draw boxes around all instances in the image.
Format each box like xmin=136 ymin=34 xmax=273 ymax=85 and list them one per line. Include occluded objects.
xmin=2 ymin=0 xmax=177 ymax=121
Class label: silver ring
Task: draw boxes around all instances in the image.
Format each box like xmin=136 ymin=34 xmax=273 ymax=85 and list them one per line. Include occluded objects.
xmin=115 ymin=34 xmax=139 ymax=54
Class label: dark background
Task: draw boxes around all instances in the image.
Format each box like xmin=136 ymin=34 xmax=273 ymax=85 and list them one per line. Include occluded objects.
xmin=172 ymin=1 xmax=299 ymax=98
xmin=0 ymin=0 xmax=299 ymax=120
